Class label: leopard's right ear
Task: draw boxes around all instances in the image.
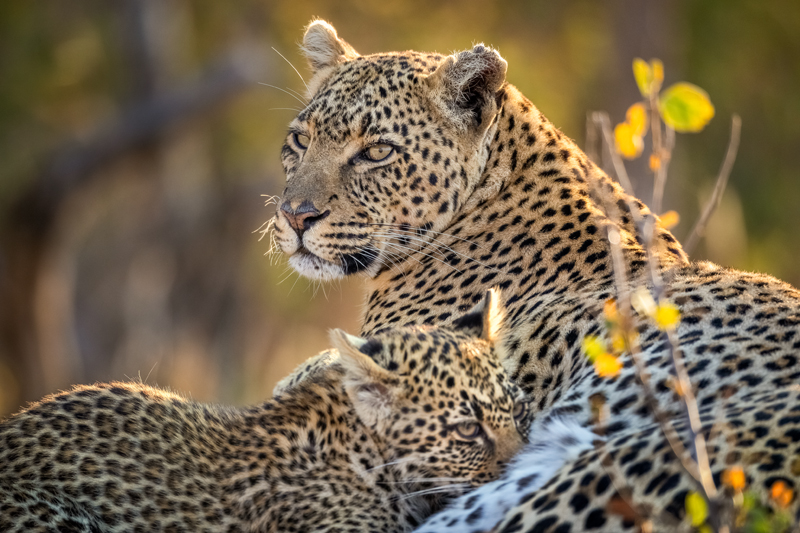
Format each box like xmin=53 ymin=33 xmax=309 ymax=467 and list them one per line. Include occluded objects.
xmin=301 ymin=20 xmax=359 ymax=75
xmin=425 ymin=44 xmax=507 ymax=132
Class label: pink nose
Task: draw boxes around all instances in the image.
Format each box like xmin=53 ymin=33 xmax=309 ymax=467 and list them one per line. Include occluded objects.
xmin=280 ymin=201 xmax=329 ymax=237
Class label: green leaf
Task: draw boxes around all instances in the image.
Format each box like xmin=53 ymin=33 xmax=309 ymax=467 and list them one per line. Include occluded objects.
xmin=685 ymin=491 xmax=708 ymax=527
xmin=658 ymin=82 xmax=715 ymax=133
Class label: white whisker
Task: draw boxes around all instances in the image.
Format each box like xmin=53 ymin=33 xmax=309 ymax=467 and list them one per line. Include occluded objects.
xmin=258 ymin=83 xmax=308 ymax=107
xmin=271 ymin=46 xmax=311 ymax=95
xmin=396 ymin=483 xmax=471 ymax=500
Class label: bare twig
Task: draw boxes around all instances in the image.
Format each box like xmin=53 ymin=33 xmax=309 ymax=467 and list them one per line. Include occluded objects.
xmin=683 ymin=115 xmax=742 ymax=255
xmin=593 ymin=110 xmax=719 ymax=502
xmin=651 ymin=126 xmax=675 ymax=217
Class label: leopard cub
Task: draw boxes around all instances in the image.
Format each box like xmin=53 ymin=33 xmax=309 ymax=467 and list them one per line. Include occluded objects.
xmin=0 ymin=289 xmax=527 ymax=533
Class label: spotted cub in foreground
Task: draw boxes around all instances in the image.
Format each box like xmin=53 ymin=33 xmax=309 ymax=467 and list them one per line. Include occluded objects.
xmin=0 ymin=291 xmax=528 ymax=533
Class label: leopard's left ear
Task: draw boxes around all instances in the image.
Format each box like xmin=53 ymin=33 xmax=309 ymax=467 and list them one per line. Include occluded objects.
xmin=330 ymin=329 xmax=398 ymax=428
xmin=425 ymin=44 xmax=507 ymax=132
xmin=452 ymin=288 xmax=506 ymax=345
xmin=301 ymin=20 xmax=360 ymax=74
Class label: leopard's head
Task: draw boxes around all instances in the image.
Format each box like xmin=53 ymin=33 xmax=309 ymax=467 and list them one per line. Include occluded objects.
xmin=274 ymin=20 xmax=507 ymax=280
xmin=331 ymin=289 xmax=529 ymax=489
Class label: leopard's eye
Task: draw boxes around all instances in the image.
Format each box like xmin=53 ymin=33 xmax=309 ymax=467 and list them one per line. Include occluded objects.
xmin=455 ymin=421 xmax=483 ymax=440
xmin=293 ymin=133 xmax=310 ymax=149
xmin=364 ymin=144 xmax=394 ymax=162
xmin=512 ymin=401 xmax=527 ymax=422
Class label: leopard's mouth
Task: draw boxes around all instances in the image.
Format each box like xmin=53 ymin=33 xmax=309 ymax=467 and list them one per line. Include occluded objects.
xmin=288 ymin=246 xmax=379 ymax=280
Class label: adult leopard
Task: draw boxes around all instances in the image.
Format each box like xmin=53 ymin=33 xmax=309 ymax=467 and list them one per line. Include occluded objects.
xmin=273 ymin=20 xmax=800 ymax=530
xmin=0 ymin=292 xmax=529 ymax=532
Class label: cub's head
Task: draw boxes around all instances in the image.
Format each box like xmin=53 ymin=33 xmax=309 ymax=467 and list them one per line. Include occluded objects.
xmin=331 ymin=289 xmax=528 ymax=490
xmin=274 ymin=20 xmax=507 ymax=280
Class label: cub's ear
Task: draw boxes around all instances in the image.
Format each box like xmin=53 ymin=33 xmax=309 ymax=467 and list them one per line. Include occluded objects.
xmin=425 ymin=44 xmax=507 ymax=132
xmin=330 ymin=329 xmax=398 ymax=428
xmin=452 ymin=288 xmax=506 ymax=344
xmin=301 ymin=20 xmax=359 ymax=74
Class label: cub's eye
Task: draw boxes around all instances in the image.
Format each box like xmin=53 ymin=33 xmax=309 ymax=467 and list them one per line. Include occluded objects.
xmin=512 ymin=401 xmax=527 ymax=422
xmin=293 ymin=133 xmax=310 ymax=149
xmin=455 ymin=421 xmax=483 ymax=440
xmin=364 ymin=144 xmax=394 ymax=162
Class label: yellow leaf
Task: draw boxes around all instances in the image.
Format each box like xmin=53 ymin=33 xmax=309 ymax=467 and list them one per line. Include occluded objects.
xmin=654 ymin=301 xmax=681 ymax=331
xmin=697 ymin=525 xmax=713 ymax=533
xmin=594 ymin=353 xmax=622 ymax=378
xmin=722 ymin=466 xmax=746 ymax=492
xmin=610 ymin=331 xmax=627 ymax=354
xmin=685 ymin=491 xmax=708 ymax=527
xmin=633 ymin=58 xmax=652 ymax=97
xmin=659 ymin=82 xmax=715 ymax=133
xmin=650 ymin=59 xmax=664 ymax=94
xmin=626 ymin=102 xmax=648 ymax=136
xmin=614 ymin=122 xmax=644 ymax=159
xmin=582 ymin=335 xmax=606 ymax=363
xmin=633 ymin=58 xmax=664 ymax=97
xmin=659 ymin=210 xmax=680 ymax=229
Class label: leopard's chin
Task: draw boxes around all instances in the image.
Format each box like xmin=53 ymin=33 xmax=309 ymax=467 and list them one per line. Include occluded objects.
xmin=288 ymin=247 xmax=379 ymax=281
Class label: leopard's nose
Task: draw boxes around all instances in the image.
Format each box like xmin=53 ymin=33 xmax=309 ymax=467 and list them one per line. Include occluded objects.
xmin=280 ymin=201 xmax=330 ymax=238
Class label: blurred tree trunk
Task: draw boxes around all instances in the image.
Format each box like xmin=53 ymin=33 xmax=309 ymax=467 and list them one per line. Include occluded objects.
xmin=0 ymin=0 xmax=263 ymax=409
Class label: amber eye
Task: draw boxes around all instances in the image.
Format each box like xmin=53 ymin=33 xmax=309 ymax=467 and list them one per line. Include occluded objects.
xmin=293 ymin=133 xmax=310 ymax=149
xmin=455 ymin=421 xmax=483 ymax=440
xmin=364 ymin=144 xmax=394 ymax=161
xmin=512 ymin=401 xmax=527 ymax=422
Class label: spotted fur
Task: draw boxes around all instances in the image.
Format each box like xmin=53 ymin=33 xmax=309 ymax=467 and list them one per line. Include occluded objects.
xmin=275 ymin=21 xmax=800 ymax=530
xmin=416 ymin=417 xmax=598 ymax=532
xmin=0 ymin=293 xmax=528 ymax=533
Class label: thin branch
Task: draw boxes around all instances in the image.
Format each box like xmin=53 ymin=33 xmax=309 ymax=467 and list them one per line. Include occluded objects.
xmin=651 ymin=126 xmax=675 ymax=217
xmin=683 ymin=115 xmax=742 ymax=255
xmin=593 ymin=110 xmax=718 ymax=500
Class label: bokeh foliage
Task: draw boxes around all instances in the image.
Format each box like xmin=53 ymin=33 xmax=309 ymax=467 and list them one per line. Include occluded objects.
xmin=0 ymin=0 xmax=798 ymax=416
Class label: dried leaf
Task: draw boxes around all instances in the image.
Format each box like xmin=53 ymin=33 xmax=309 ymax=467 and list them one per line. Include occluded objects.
xmin=722 ymin=466 xmax=746 ymax=492
xmin=659 ymin=210 xmax=680 ymax=229
xmin=631 ymin=287 xmax=657 ymax=317
xmin=770 ymin=480 xmax=794 ymax=509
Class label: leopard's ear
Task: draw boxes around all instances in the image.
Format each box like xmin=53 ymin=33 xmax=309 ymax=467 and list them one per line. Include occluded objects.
xmin=425 ymin=44 xmax=507 ymax=132
xmin=301 ymin=20 xmax=359 ymax=74
xmin=452 ymin=288 xmax=506 ymax=345
xmin=330 ymin=329 xmax=398 ymax=428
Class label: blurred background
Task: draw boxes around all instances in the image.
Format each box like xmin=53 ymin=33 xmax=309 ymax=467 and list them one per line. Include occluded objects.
xmin=1 ymin=0 xmax=798 ymax=416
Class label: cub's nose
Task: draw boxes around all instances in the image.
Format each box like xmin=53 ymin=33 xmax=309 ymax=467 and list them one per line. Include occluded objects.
xmin=280 ymin=201 xmax=330 ymax=238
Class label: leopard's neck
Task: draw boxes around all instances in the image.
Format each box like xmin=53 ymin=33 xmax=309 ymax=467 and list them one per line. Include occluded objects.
xmin=363 ymin=84 xmax=688 ymax=412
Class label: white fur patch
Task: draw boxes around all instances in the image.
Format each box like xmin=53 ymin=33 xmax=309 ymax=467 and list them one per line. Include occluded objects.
xmin=288 ymin=253 xmax=345 ymax=281
xmin=414 ymin=418 xmax=598 ymax=533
